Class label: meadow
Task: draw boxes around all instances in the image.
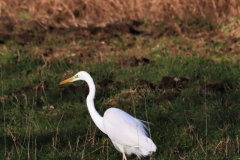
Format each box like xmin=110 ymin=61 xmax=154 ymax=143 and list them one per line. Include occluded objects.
xmin=1 ymin=0 xmax=240 ymax=159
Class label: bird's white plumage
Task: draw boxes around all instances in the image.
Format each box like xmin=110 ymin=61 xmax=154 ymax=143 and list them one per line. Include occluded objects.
xmin=59 ymin=71 xmax=157 ymax=159
xmin=103 ymin=108 xmax=156 ymax=158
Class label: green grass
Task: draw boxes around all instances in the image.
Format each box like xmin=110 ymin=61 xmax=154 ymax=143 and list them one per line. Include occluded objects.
xmin=1 ymin=33 xmax=240 ymax=160
xmin=16 ymin=12 xmax=32 ymax=20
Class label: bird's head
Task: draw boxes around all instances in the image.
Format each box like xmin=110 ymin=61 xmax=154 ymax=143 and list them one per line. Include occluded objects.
xmin=59 ymin=71 xmax=90 ymax=85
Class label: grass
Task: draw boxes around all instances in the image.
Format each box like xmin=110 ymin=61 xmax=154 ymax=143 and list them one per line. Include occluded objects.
xmin=2 ymin=0 xmax=240 ymax=29
xmin=1 ymin=52 xmax=240 ymax=159
xmin=1 ymin=20 xmax=240 ymax=159
xmin=16 ymin=12 xmax=32 ymax=20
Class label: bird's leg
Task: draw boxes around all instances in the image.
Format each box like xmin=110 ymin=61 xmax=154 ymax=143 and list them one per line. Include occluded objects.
xmin=122 ymin=152 xmax=127 ymax=160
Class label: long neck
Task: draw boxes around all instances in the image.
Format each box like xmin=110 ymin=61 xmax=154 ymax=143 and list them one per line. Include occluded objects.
xmin=86 ymin=77 xmax=106 ymax=134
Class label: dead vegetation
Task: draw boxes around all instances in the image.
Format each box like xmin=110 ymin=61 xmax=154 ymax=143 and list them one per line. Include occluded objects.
xmin=0 ymin=1 xmax=239 ymax=63
xmin=0 ymin=0 xmax=240 ymax=31
xmin=0 ymin=0 xmax=239 ymax=65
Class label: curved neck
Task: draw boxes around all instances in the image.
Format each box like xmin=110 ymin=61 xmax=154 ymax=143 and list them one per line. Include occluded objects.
xmin=86 ymin=77 xmax=106 ymax=134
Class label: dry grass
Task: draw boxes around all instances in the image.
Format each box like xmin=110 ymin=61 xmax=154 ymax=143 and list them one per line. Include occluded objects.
xmin=0 ymin=0 xmax=240 ymax=29
xmin=1 ymin=0 xmax=240 ymax=66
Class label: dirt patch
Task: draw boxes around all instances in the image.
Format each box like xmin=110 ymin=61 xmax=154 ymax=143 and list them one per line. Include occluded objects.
xmin=157 ymin=90 xmax=179 ymax=101
xmin=159 ymin=76 xmax=189 ymax=90
xmin=137 ymin=79 xmax=156 ymax=90
xmin=204 ymin=82 xmax=232 ymax=96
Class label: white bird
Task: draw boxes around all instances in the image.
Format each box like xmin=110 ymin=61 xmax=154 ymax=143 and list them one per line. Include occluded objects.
xmin=59 ymin=71 xmax=157 ymax=160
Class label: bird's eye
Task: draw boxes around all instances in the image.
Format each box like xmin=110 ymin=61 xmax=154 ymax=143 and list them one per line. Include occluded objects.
xmin=75 ymin=75 xmax=78 ymax=78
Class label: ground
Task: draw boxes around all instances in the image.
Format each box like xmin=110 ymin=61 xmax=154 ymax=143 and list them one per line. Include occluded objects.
xmin=1 ymin=0 xmax=240 ymax=159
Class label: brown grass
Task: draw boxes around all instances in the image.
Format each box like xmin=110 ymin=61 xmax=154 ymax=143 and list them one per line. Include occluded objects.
xmin=0 ymin=0 xmax=240 ymax=29
xmin=0 ymin=0 xmax=240 ymax=64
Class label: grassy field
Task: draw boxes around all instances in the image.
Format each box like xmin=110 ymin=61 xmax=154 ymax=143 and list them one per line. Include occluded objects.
xmin=1 ymin=20 xmax=240 ymax=160
xmin=1 ymin=1 xmax=240 ymax=159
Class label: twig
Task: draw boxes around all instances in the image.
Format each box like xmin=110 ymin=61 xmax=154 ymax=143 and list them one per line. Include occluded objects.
xmin=1 ymin=64 xmax=7 ymax=156
xmin=130 ymin=87 xmax=136 ymax=117
xmin=237 ymin=135 xmax=239 ymax=154
xmin=10 ymin=133 xmax=20 ymax=157
xmin=196 ymin=134 xmax=206 ymax=155
xmin=82 ymin=122 xmax=90 ymax=159
xmin=61 ymin=2 xmax=78 ymax=27
xmin=75 ymin=136 xmax=81 ymax=152
xmin=204 ymin=83 xmax=208 ymax=159
xmin=35 ymin=21 xmax=48 ymax=30
xmin=226 ymin=136 xmax=230 ymax=158
xmin=107 ymin=138 xmax=108 ymax=160
xmin=68 ymin=140 xmax=72 ymax=153
xmin=53 ymin=113 xmax=65 ymax=150
xmin=27 ymin=111 xmax=31 ymax=160
xmin=35 ymin=137 xmax=37 ymax=160
xmin=211 ymin=0 xmax=218 ymax=21
xmin=142 ymin=90 xmax=154 ymax=160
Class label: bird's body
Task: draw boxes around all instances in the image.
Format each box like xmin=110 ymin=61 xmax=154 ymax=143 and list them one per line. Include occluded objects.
xmin=103 ymin=108 xmax=156 ymax=158
xmin=60 ymin=71 xmax=156 ymax=159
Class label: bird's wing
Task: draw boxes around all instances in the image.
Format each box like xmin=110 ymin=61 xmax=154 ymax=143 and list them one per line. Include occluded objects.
xmin=103 ymin=108 xmax=155 ymax=151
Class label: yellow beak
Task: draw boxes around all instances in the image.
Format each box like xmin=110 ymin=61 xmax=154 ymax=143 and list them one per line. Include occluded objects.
xmin=59 ymin=76 xmax=75 ymax=85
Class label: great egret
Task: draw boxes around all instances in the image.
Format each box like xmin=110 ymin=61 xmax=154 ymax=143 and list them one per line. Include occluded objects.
xmin=59 ymin=71 xmax=157 ymax=159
